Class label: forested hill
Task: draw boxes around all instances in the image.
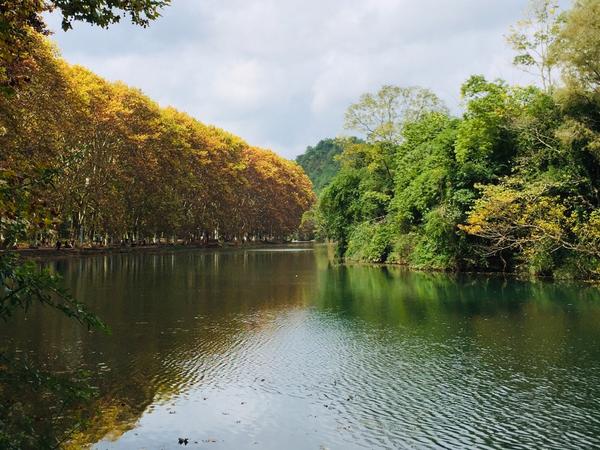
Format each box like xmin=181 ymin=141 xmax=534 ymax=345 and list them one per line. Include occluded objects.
xmin=0 ymin=37 xmax=315 ymax=246
xmin=296 ymin=138 xmax=359 ymax=193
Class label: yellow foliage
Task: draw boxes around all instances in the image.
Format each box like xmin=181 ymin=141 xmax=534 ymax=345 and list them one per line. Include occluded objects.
xmin=1 ymin=35 xmax=315 ymax=243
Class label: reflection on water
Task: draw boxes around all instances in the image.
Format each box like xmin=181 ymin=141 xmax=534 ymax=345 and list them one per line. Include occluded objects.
xmin=3 ymin=244 xmax=600 ymax=449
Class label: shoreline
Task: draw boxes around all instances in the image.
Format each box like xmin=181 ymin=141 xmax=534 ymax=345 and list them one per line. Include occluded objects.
xmin=339 ymin=259 xmax=600 ymax=285
xmin=3 ymin=241 xmax=303 ymax=260
xmin=6 ymin=243 xmax=597 ymax=284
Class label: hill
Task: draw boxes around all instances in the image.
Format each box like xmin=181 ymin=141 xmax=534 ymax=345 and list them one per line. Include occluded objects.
xmin=295 ymin=139 xmax=350 ymax=193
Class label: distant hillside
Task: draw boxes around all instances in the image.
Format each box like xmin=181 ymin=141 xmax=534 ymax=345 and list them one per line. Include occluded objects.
xmin=296 ymin=138 xmax=356 ymax=193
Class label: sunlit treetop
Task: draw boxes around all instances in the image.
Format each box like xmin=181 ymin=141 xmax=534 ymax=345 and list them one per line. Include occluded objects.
xmin=2 ymin=0 xmax=171 ymax=34
xmin=51 ymin=0 xmax=171 ymax=30
xmin=344 ymin=85 xmax=448 ymax=145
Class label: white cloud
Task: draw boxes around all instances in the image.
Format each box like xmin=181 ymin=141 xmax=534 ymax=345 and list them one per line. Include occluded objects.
xmin=44 ymin=0 xmax=571 ymax=158
xmin=213 ymin=60 xmax=268 ymax=108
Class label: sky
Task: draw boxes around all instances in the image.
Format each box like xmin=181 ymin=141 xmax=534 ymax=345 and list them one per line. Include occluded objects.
xmin=45 ymin=0 xmax=564 ymax=159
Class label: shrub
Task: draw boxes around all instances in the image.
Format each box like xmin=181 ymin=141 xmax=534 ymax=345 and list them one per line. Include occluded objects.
xmin=346 ymin=221 xmax=393 ymax=263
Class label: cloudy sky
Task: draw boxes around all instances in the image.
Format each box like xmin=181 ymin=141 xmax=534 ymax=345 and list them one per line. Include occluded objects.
xmin=46 ymin=0 xmax=565 ymax=159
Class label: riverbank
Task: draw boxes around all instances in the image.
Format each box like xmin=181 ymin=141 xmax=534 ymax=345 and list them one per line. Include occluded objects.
xmin=339 ymin=258 xmax=600 ymax=284
xmin=3 ymin=241 xmax=298 ymax=260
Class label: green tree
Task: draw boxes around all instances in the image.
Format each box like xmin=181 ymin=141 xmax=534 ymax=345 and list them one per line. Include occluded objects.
xmin=319 ymin=169 xmax=363 ymax=255
xmin=316 ymin=0 xmax=600 ymax=278
xmin=344 ymin=85 xmax=448 ymax=145
xmin=552 ymin=0 xmax=600 ymax=90
xmin=506 ymin=0 xmax=562 ymax=92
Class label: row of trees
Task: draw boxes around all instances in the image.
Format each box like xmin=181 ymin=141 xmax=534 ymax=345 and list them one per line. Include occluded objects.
xmin=1 ymin=37 xmax=315 ymax=247
xmin=315 ymin=0 xmax=600 ymax=279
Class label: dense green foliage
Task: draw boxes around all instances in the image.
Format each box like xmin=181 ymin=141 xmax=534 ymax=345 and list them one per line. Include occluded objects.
xmin=296 ymin=139 xmax=346 ymax=193
xmin=318 ymin=0 xmax=600 ymax=279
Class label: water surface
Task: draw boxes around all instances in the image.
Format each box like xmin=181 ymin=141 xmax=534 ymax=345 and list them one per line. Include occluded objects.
xmin=5 ymin=244 xmax=600 ymax=449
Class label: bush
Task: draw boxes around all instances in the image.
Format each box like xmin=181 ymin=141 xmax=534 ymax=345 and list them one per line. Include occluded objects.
xmin=346 ymin=221 xmax=393 ymax=263
xmin=410 ymin=207 xmax=461 ymax=271
xmin=386 ymin=232 xmax=418 ymax=265
xmin=553 ymin=254 xmax=600 ymax=280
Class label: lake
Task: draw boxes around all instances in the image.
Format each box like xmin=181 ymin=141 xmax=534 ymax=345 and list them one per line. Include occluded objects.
xmin=5 ymin=244 xmax=600 ymax=449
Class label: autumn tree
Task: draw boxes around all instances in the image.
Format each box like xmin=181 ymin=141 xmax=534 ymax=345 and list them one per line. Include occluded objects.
xmin=2 ymin=38 xmax=315 ymax=247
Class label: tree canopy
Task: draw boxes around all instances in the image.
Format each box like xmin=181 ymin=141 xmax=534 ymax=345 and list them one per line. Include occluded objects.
xmin=0 ymin=37 xmax=315 ymax=248
xmin=344 ymin=85 xmax=448 ymax=145
xmin=316 ymin=0 xmax=600 ymax=279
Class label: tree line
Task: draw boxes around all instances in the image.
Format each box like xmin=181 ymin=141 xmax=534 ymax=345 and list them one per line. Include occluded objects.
xmin=0 ymin=36 xmax=315 ymax=248
xmin=312 ymin=0 xmax=600 ymax=279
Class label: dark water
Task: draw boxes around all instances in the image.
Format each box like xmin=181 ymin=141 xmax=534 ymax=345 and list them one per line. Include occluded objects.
xmin=5 ymin=244 xmax=600 ymax=449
